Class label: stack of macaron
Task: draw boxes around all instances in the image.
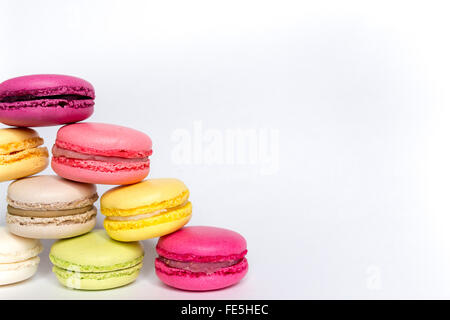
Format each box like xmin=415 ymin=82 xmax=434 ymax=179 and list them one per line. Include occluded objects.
xmin=0 ymin=74 xmax=248 ymax=292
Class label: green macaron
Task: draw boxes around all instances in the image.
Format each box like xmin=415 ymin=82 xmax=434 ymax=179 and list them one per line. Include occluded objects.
xmin=49 ymin=229 xmax=144 ymax=290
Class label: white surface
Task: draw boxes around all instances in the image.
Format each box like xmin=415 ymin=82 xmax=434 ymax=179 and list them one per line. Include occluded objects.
xmin=1 ymin=0 xmax=450 ymax=299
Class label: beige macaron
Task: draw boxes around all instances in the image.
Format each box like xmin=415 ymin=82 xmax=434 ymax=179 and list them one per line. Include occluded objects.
xmin=6 ymin=175 xmax=98 ymax=239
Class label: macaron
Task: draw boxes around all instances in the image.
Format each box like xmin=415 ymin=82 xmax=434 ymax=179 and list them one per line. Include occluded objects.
xmin=49 ymin=229 xmax=144 ymax=290
xmin=0 ymin=74 xmax=94 ymax=127
xmin=6 ymin=175 xmax=98 ymax=239
xmin=101 ymin=178 xmax=192 ymax=242
xmin=51 ymin=122 xmax=152 ymax=185
xmin=0 ymin=226 xmax=43 ymax=285
xmin=155 ymin=226 xmax=248 ymax=291
xmin=0 ymin=127 xmax=49 ymax=182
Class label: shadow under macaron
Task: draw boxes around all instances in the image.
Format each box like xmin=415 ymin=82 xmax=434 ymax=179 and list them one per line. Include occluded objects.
xmin=39 ymin=239 xmax=54 ymax=276
xmin=139 ymin=238 xmax=158 ymax=279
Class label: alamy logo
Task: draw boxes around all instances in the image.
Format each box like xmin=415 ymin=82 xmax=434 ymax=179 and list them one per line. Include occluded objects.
xmin=66 ymin=264 xmax=82 ymax=289
xmin=366 ymin=265 xmax=382 ymax=291
xmin=171 ymin=121 xmax=279 ymax=175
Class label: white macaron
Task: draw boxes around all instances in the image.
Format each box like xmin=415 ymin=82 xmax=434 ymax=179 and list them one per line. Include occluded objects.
xmin=0 ymin=226 xmax=42 ymax=285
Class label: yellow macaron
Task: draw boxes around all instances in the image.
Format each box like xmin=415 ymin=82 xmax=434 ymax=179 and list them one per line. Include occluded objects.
xmin=0 ymin=128 xmax=49 ymax=182
xmin=101 ymin=178 xmax=192 ymax=242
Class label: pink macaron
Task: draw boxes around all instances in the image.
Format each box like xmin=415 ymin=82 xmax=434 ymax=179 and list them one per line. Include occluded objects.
xmin=0 ymin=74 xmax=94 ymax=127
xmin=155 ymin=226 xmax=248 ymax=291
xmin=51 ymin=122 xmax=152 ymax=185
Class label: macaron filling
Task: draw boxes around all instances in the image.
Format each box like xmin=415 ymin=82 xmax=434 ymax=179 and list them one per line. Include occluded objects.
xmin=157 ymin=257 xmax=242 ymax=274
xmin=54 ymin=140 xmax=152 ymax=159
xmin=106 ymin=201 xmax=189 ymax=222
xmin=52 ymin=145 xmax=149 ymax=164
xmin=0 ymin=92 xmax=94 ymax=110
xmin=52 ymin=261 xmax=143 ymax=281
xmin=0 ymin=84 xmax=95 ymax=110
xmin=50 ymin=254 xmax=144 ymax=273
xmin=0 ymin=256 xmax=40 ymax=272
xmin=7 ymin=204 xmax=95 ymax=218
xmin=52 ymin=143 xmax=151 ymax=172
xmin=6 ymin=207 xmax=97 ymax=226
xmin=0 ymin=94 xmax=92 ymax=103
xmin=0 ymin=146 xmax=48 ymax=165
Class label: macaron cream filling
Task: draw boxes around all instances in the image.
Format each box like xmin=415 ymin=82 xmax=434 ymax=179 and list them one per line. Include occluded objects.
xmin=0 ymin=83 xmax=95 ymax=108
xmin=6 ymin=207 xmax=97 ymax=226
xmin=49 ymin=254 xmax=144 ymax=274
xmin=7 ymin=204 xmax=95 ymax=218
xmin=0 ymin=93 xmax=94 ymax=110
xmin=52 ymin=261 xmax=143 ymax=282
xmin=52 ymin=144 xmax=151 ymax=173
xmin=54 ymin=139 xmax=152 ymax=159
xmin=106 ymin=201 xmax=190 ymax=222
xmin=0 ymin=94 xmax=92 ymax=103
xmin=0 ymin=256 xmax=41 ymax=272
xmin=157 ymin=257 xmax=243 ymax=274
xmin=52 ymin=145 xmax=149 ymax=164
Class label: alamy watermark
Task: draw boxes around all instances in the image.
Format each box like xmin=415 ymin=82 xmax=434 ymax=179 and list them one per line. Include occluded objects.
xmin=171 ymin=121 xmax=279 ymax=175
xmin=366 ymin=265 xmax=382 ymax=291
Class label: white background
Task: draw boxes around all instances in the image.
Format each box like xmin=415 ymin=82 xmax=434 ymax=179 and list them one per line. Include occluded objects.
xmin=1 ymin=0 xmax=450 ymax=299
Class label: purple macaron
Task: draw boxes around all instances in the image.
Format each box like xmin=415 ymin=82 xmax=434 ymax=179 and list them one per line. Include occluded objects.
xmin=0 ymin=74 xmax=95 ymax=127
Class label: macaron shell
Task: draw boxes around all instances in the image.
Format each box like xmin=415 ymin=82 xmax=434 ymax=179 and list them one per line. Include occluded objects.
xmin=101 ymin=178 xmax=189 ymax=216
xmin=155 ymin=258 xmax=248 ymax=291
xmin=0 ymin=104 xmax=94 ymax=127
xmin=157 ymin=226 xmax=247 ymax=259
xmin=106 ymin=215 xmax=191 ymax=242
xmin=0 ymin=256 xmax=40 ymax=286
xmin=0 ymin=74 xmax=95 ymax=99
xmin=0 ymin=147 xmax=49 ymax=182
xmin=51 ymin=158 xmax=150 ymax=185
xmin=52 ymin=262 xmax=142 ymax=290
xmin=7 ymin=175 xmax=97 ymax=206
xmin=0 ymin=128 xmax=41 ymax=150
xmin=49 ymin=230 xmax=144 ymax=272
xmin=7 ymin=208 xmax=97 ymax=239
xmin=104 ymin=202 xmax=192 ymax=242
xmin=55 ymin=122 xmax=152 ymax=157
xmin=0 ymin=227 xmax=43 ymax=263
